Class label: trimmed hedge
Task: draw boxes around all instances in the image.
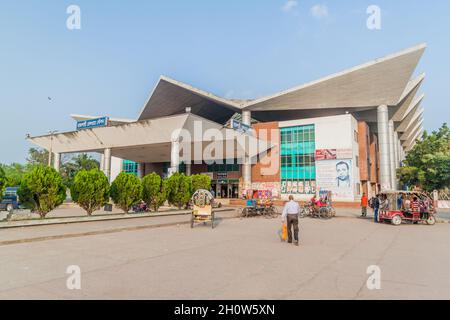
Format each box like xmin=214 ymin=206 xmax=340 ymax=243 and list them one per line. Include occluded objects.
xmin=110 ymin=172 xmax=142 ymax=213
xmin=71 ymin=169 xmax=110 ymax=215
xmin=18 ymin=165 xmax=66 ymax=218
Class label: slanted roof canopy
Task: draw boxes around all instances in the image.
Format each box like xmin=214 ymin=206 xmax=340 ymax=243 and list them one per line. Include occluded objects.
xmin=136 ymin=44 xmax=426 ymax=124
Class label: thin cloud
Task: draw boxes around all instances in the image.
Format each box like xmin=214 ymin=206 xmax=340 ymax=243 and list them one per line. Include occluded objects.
xmin=281 ymin=0 xmax=299 ymax=13
xmin=310 ymin=4 xmax=329 ymax=18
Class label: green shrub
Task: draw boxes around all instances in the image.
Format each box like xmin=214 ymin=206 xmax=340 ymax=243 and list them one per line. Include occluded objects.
xmin=18 ymin=165 xmax=66 ymax=218
xmin=110 ymin=172 xmax=142 ymax=213
xmin=0 ymin=167 xmax=6 ymax=201
xmin=191 ymin=174 xmax=211 ymax=194
xmin=71 ymin=169 xmax=110 ymax=215
xmin=142 ymin=173 xmax=167 ymax=212
xmin=166 ymin=173 xmax=191 ymax=209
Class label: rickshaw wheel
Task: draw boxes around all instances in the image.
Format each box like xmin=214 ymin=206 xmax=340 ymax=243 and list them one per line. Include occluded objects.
xmin=391 ymin=215 xmax=402 ymax=226
xmin=426 ymin=216 xmax=436 ymax=226
xmin=211 ymin=213 xmax=215 ymax=229
xmin=190 ymin=215 xmax=194 ymax=228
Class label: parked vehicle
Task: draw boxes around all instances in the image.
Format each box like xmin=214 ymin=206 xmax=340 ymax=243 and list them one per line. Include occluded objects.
xmin=132 ymin=201 xmax=150 ymax=213
xmin=379 ymin=191 xmax=436 ymax=226
xmin=0 ymin=187 xmax=20 ymax=212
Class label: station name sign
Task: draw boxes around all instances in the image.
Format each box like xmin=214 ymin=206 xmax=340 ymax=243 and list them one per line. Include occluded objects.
xmin=76 ymin=117 xmax=109 ymax=130
xmin=230 ymin=119 xmax=252 ymax=134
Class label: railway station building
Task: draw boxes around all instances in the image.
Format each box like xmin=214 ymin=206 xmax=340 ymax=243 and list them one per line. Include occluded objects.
xmin=29 ymin=44 xmax=427 ymax=204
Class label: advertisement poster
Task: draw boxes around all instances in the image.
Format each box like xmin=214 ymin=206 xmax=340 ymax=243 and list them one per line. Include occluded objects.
xmin=291 ymin=181 xmax=298 ymax=194
xmin=316 ymin=159 xmax=353 ymax=200
xmin=281 ymin=181 xmax=287 ymax=194
xmin=298 ymin=181 xmax=304 ymax=194
xmin=315 ymin=149 xmax=353 ymax=161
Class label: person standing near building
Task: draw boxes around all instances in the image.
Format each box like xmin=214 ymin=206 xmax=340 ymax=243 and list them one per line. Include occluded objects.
xmin=373 ymin=194 xmax=380 ymax=223
xmin=361 ymin=193 xmax=368 ymax=217
xmin=282 ymin=195 xmax=300 ymax=246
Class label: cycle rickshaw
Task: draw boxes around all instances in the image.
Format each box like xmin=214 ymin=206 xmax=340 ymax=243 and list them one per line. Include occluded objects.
xmin=240 ymin=190 xmax=278 ymax=218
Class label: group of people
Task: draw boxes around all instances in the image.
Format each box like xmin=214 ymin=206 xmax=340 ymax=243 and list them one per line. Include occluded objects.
xmin=360 ymin=192 xmax=433 ymax=222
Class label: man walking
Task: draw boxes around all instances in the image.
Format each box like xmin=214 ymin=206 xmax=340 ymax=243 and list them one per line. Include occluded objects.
xmin=361 ymin=193 xmax=368 ymax=217
xmin=282 ymin=195 xmax=300 ymax=246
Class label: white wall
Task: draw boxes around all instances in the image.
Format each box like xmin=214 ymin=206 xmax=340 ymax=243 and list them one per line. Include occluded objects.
xmin=110 ymin=156 xmax=123 ymax=182
xmin=279 ymin=114 xmax=359 ymax=202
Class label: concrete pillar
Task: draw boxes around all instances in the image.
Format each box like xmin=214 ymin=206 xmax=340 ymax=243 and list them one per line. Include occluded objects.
xmin=186 ymin=162 xmax=192 ymax=176
xmin=138 ymin=163 xmax=145 ymax=179
xmin=104 ymin=148 xmax=112 ymax=182
xmin=170 ymin=140 xmax=180 ymax=177
xmin=100 ymin=153 xmax=105 ymax=171
xmin=393 ymin=131 xmax=400 ymax=190
xmin=388 ymin=120 xmax=396 ymax=189
xmin=242 ymin=110 xmax=252 ymax=190
xmin=377 ymin=105 xmax=391 ymax=191
xmin=53 ymin=153 xmax=61 ymax=172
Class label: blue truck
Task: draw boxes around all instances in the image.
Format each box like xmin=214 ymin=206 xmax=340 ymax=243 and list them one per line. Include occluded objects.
xmin=0 ymin=187 xmax=20 ymax=211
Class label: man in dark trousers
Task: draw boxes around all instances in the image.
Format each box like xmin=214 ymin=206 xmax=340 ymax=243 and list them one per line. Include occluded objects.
xmin=372 ymin=194 xmax=380 ymax=223
xmin=282 ymin=195 xmax=300 ymax=246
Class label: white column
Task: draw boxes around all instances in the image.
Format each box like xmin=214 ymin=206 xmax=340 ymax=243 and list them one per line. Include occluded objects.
xmin=393 ymin=131 xmax=400 ymax=190
xmin=53 ymin=152 xmax=61 ymax=172
xmin=242 ymin=110 xmax=252 ymax=190
xmin=170 ymin=140 xmax=180 ymax=177
xmin=138 ymin=163 xmax=145 ymax=179
xmin=377 ymin=105 xmax=391 ymax=191
xmin=100 ymin=153 xmax=105 ymax=171
xmin=103 ymin=148 xmax=112 ymax=182
xmin=388 ymin=120 xmax=396 ymax=189
xmin=186 ymin=162 xmax=192 ymax=176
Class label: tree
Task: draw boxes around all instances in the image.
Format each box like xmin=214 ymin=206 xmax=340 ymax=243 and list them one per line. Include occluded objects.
xmin=397 ymin=123 xmax=450 ymax=191
xmin=18 ymin=165 xmax=66 ymax=218
xmin=141 ymin=173 xmax=168 ymax=212
xmin=0 ymin=167 xmax=6 ymax=201
xmin=110 ymin=172 xmax=142 ymax=213
xmin=191 ymin=174 xmax=211 ymax=194
xmin=0 ymin=163 xmax=28 ymax=187
xmin=61 ymin=153 xmax=100 ymax=188
xmin=71 ymin=169 xmax=110 ymax=215
xmin=26 ymin=148 xmax=49 ymax=166
xmin=166 ymin=173 xmax=191 ymax=209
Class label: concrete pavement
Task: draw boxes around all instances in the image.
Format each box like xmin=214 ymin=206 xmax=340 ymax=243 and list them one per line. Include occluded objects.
xmin=1 ymin=212 xmax=449 ymax=300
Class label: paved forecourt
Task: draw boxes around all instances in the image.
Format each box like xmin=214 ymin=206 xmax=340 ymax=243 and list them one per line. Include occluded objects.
xmin=0 ymin=212 xmax=449 ymax=300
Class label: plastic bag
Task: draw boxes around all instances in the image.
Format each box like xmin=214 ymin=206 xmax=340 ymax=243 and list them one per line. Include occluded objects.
xmin=277 ymin=223 xmax=288 ymax=242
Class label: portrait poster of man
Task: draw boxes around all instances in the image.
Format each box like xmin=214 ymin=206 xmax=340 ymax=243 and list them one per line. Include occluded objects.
xmin=316 ymin=159 xmax=353 ymax=200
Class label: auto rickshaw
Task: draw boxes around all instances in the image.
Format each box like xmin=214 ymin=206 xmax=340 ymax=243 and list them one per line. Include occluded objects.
xmin=378 ymin=190 xmax=436 ymax=226
xmin=190 ymin=189 xmax=215 ymax=228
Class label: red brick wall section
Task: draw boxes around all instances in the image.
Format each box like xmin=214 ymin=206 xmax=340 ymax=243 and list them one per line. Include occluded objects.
xmin=357 ymin=121 xmax=370 ymax=181
xmin=369 ymin=133 xmax=379 ymax=184
xmin=251 ymin=122 xmax=280 ymax=183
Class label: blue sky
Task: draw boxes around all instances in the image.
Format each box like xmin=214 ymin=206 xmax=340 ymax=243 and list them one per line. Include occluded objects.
xmin=1 ymin=0 xmax=449 ymax=164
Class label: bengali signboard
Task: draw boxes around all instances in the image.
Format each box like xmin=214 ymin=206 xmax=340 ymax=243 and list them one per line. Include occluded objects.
xmin=315 ymin=149 xmax=353 ymax=161
xmin=316 ymin=159 xmax=353 ymax=200
xmin=76 ymin=117 xmax=109 ymax=130
xmin=230 ymin=119 xmax=252 ymax=134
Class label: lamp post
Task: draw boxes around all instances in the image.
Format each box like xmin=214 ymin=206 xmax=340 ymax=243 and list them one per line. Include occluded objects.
xmin=47 ymin=130 xmax=58 ymax=166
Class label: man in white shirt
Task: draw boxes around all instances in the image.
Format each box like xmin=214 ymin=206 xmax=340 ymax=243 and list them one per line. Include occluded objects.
xmin=282 ymin=195 xmax=300 ymax=246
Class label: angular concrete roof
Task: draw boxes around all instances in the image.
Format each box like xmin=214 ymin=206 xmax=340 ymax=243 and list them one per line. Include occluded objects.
xmin=138 ymin=76 xmax=241 ymax=124
xmin=136 ymin=44 xmax=426 ymax=124
xmin=243 ymin=44 xmax=426 ymax=112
